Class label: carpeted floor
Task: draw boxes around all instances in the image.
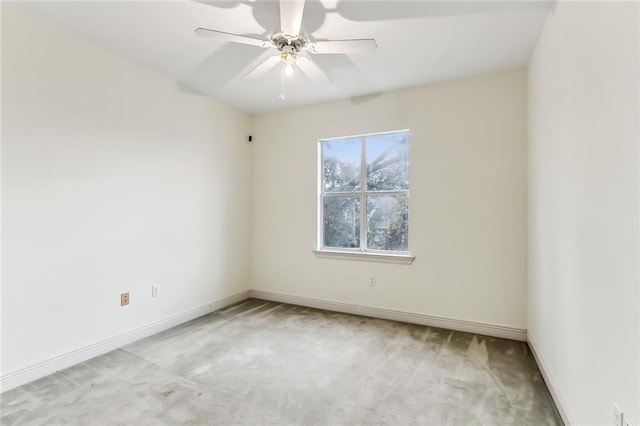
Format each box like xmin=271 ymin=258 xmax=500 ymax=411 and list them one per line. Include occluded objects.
xmin=1 ymin=299 xmax=562 ymax=425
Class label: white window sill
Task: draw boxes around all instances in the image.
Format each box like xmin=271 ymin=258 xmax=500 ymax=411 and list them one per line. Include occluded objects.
xmin=313 ymin=249 xmax=415 ymax=265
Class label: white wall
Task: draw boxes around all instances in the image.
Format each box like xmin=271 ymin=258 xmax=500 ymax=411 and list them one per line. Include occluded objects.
xmin=1 ymin=6 xmax=251 ymax=377
xmin=528 ymin=1 xmax=639 ymax=424
xmin=250 ymin=69 xmax=528 ymax=330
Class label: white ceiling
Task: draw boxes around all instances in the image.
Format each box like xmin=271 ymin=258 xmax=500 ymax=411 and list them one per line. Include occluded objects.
xmin=11 ymin=1 xmax=553 ymax=114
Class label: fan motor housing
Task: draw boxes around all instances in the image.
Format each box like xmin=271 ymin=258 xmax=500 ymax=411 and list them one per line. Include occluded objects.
xmin=271 ymin=32 xmax=306 ymax=52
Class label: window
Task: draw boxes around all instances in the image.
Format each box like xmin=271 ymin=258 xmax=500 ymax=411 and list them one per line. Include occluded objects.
xmin=318 ymin=130 xmax=410 ymax=256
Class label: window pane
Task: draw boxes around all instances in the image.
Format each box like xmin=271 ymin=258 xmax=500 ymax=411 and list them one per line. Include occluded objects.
xmin=366 ymin=195 xmax=408 ymax=251
xmin=366 ymin=131 xmax=409 ymax=191
xmin=322 ymin=137 xmax=361 ymax=192
xmin=323 ymin=196 xmax=360 ymax=249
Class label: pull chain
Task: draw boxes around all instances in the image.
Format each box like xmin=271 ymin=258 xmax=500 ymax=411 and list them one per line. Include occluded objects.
xmin=279 ymin=62 xmax=287 ymax=101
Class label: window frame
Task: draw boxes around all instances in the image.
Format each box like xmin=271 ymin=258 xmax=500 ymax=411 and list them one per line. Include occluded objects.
xmin=316 ymin=129 xmax=413 ymax=263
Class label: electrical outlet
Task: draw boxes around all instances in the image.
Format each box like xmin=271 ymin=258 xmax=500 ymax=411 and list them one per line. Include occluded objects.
xmin=369 ymin=277 xmax=376 ymax=287
xmin=120 ymin=292 xmax=129 ymax=306
xmin=151 ymin=286 xmax=158 ymax=298
xmin=614 ymin=403 xmax=623 ymax=426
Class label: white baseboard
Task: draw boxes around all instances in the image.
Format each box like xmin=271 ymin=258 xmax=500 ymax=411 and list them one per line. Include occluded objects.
xmin=249 ymin=290 xmax=527 ymax=341
xmin=527 ymin=332 xmax=574 ymax=425
xmin=0 ymin=290 xmax=250 ymax=393
xmin=1 ymin=289 xmax=530 ymax=394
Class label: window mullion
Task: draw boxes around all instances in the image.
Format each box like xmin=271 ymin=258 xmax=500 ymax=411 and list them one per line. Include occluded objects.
xmin=360 ymin=136 xmax=367 ymax=251
xmin=364 ymin=190 xmax=408 ymax=196
xmin=323 ymin=192 xmax=363 ymax=197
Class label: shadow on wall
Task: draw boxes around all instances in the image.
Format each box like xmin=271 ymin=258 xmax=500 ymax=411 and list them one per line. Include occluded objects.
xmin=176 ymin=82 xmax=208 ymax=96
xmin=349 ymin=92 xmax=383 ymax=106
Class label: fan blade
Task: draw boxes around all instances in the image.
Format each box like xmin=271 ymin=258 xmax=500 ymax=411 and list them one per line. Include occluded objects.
xmin=280 ymin=0 xmax=306 ymax=36
xmin=195 ymin=28 xmax=272 ymax=48
xmin=296 ymin=56 xmax=331 ymax=84
xmin=242 ymin=55 xmax=281 ymax=80
xmin=307 ymin=39 xmax=377 ymax=55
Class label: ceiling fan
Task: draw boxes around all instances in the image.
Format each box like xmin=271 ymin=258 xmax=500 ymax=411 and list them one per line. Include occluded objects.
xmin=194 ymin=0 xmax=377 ymax=90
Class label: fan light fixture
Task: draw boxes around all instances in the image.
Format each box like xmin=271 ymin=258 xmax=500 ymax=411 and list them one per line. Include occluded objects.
xmin=281 ymin=51 xmax=296 ymax=77
xmin=284 ymin=63 xmax=294 ymax=76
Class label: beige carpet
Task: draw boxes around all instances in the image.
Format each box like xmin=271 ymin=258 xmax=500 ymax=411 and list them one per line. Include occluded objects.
xmin=1 ymin=299 xmax=562 ymax=425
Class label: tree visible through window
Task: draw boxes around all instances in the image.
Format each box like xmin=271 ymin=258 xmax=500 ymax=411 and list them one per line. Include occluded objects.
xmin=319 ymin=130 xmax=410 ymax=253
